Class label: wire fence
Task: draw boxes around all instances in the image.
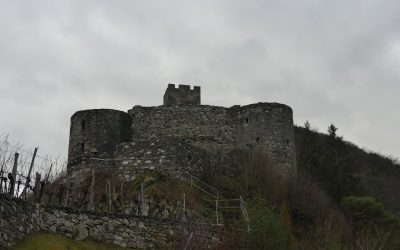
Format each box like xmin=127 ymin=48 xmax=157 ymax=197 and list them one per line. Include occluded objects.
xmin=0 ymin=132 xmax=67 ymax=199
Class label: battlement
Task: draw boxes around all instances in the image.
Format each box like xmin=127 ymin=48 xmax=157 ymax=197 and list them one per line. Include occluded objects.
xmin=164 ymin=83 xmax=201 ymax=106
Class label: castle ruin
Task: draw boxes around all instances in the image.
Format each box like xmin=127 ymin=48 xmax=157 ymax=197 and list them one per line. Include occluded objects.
xmin=0 ymin=84 xmax=299 ymax=249
xmin=67 ymin=84 xmax=296 ymax=184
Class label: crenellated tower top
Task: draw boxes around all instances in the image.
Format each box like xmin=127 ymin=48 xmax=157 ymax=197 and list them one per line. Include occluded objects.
xmin=163 ymin=84 xmax=201 ymax=106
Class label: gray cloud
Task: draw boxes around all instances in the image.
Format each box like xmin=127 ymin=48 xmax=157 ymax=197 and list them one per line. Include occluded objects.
xmin=1 ymin=0 xmax=400 ymax=160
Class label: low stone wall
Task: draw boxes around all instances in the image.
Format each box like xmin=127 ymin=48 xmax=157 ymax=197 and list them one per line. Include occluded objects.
xmin=0 ymin=195 xmax=41 ymax=248
xmin=0 ymin=194 xmax=203 ymax=249
xmin=40 ymin=207 xmax=176 ymax=249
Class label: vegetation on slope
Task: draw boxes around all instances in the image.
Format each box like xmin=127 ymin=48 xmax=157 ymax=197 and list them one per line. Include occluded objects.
xmin=200 ymin=122 xmax=400 ymax=249
xmin=295 ymin=123 xmax=400 ymax=213
xmin=10 ymin=232 xmax=125 ymax=250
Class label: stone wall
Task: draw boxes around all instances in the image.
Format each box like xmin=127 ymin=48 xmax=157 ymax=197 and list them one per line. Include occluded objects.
xmin=68 ymin=136 xmax=208 ymax=189
xmin=0 ymin=195 xmax=41 ymax=248
xmin=128 ymin=105 xmax=236 ymax=146
xmin=40 ymin=207 xmax=177 ymax=249
xmin=0 ymin=194 xmax=211 ymax=249
xmin=128 ymin=103 xmax=296 ymax=175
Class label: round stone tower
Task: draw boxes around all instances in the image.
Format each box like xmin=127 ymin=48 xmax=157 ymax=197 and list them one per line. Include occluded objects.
xmin=236 ymin=103 xmax=297 ymax=176
xmin=67 ymin=109 xmax=132 ymax=167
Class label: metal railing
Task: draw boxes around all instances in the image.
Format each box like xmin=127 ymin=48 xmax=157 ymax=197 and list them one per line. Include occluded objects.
xmin=183 ymin=172 xmax=250 ymax=231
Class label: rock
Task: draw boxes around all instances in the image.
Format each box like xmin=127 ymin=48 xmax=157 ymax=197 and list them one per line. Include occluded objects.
xmin=161 ymin=209 xmax=169 ymax=219
xmin=73 ymin=223 xmax=88 ymax=241
xmin=49 ymin=225 xmax=57 ymax=233
xmin=138 ymin=221 xmax=146 ymax=229
xmin=59 ymin=210 xmax=68 ymax=217
xmin=64 ymin=220 xmax=73 ymax=228
xmin=46 ymin=214 xmax=57 ymax=225
xmin=89 ymin=225 xmax=105 ymax=241
xmin=57 ymin=217 xmax=65 ymax=225
xmin=142 ymin=203 xmax=150 ymax=216
xmin=114 ymin=235 xmax=124 ymax=245
xmin=86 ymin=219 xmax=94 ymax=226
xmin=79 ymin=214 xmax=88 ymax=221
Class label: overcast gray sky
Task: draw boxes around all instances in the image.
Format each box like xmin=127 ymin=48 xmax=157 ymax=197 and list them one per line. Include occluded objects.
xmin=1 ymin=0 xmax=400 ymax=160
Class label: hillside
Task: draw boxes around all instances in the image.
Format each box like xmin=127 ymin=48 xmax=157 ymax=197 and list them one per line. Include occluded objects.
xmin=199 ymin=124 xmax=400 ymax=249
xmin=294 ymin=125 xmax=400 ymax=215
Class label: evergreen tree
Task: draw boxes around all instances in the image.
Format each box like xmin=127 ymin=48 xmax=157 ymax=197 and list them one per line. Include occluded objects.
xmin=328 ymin=123 xmax=338 ymax=138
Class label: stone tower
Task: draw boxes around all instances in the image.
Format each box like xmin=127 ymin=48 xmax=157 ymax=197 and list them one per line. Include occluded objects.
xmin=163 ymin=84 xmax=200 ymax=106
xmin=67 ymin=109 xmax=131 ymax=165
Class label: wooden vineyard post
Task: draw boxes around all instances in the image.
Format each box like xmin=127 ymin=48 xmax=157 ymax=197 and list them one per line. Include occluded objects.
xmin=34 ymin=172 xmax=41 ymax=202
xmin=9 ymin=153 xmax=19 ymax=196
xmin=21 ymin=147 xmax=38 ymax=198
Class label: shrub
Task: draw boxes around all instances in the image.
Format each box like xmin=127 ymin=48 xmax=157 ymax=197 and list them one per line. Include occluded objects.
xmin=246 ymin=197 xmax=290 ymax=250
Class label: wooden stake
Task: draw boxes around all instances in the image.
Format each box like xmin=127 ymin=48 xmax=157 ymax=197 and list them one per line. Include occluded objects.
xmin=0 ymin=163 xmax=4 ymax=194
xmin=45 ymin=164 xmax=53 ymax=183
xmin=9 ymin=153 xmax=19 ymax=196
xmin=34 ymin=172 xmax=41 ymax=202
xmin=21 ymin=147 xmax=38 ymax=198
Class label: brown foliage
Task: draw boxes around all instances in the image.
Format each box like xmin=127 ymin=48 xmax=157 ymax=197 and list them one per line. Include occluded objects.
xmin=288 ymin=174 xmax=351 ymax=249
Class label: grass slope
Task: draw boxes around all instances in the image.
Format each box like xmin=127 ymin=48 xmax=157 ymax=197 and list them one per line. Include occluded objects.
xmin=11 ymin=232 xmax=125 ymax=250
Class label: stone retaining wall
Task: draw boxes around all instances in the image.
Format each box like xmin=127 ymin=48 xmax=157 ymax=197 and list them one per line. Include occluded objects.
xmin=0 ymin=195 xmax=41 ymax=248
xmin=0 ymin=194 xmax=204 ymax=249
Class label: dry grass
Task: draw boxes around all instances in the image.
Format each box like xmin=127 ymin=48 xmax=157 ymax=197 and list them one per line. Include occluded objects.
xmin=10 ymin=232 xmax=125 ymax=250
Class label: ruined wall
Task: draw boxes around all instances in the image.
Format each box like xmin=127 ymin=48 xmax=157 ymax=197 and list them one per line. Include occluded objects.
xmin=129 ymin=105 xmax=236 ymax=145
xmin=68 ymin=109 xmax=131 ymax=166
xmin=69 ymin=137 xmax=207 ymax=182
xmin=0 ymin=194 xmax=213 ymax=249
xmin=163 ymin=84 xmax=201 ymax=106
xmin=128 ymin=103 xmax=296 ymax=175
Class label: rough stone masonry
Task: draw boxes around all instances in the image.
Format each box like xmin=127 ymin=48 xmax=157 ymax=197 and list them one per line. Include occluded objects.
xmin=0 ymin=194 xmax=189 ymax=248
xmin=67 ymin=84 xmax=297 ymax=180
